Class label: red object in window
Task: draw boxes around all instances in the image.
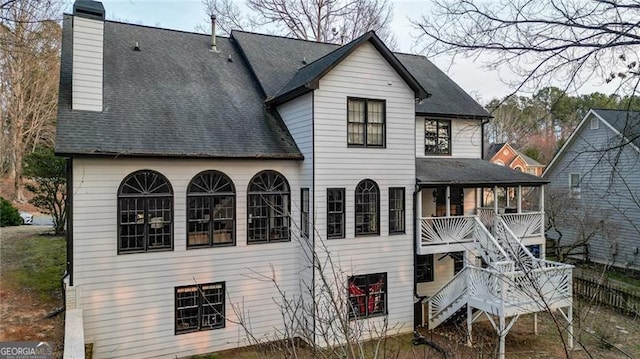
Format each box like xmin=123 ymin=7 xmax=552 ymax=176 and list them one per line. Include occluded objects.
xmin=368 ymin=280 xmax=383 ymax=313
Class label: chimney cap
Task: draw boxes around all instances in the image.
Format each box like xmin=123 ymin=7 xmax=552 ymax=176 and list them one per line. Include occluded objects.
xmin=73 ymin=0 xmax=105 ymax=21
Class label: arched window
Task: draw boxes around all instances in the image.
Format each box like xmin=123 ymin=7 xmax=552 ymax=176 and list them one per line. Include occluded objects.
xmin=118 ymin=170 xmax=173 ymax=253
xmin=355 ymin=179 xmax=379 ymax=236
xmin=247 ymin=170 xmax=290 ymax=243
xmin=187 ymin=171 xmax=236 ymax=247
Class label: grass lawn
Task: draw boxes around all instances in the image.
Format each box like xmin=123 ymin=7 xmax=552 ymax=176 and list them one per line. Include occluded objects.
xmin=0 ymin=226 xmax=66 ymax=358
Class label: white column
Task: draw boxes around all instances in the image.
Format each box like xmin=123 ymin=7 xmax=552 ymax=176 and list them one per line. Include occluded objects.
xmin=517 ymin=185 xmax=522 ymax=213
xmin=533 ymin=312 xmax=538 ymax=335
xmin=499 ymin=314 xmax=506 ymax=359
xmin=467 ymin=304 xmax=473 ymax=347
xmin=446 ymin=186 xmax=451 ymax=217
xmin=476 ymin=187 xmax=482 ymax=213
xmin=506 ymin=187 xmax=511 ymax=208
xmin=416 ymin=190 xmax=423 ymax=245
xmin=493 ymin=186 xmax=499 ymax=214
xmin=540 ymin=185 xmax=545 ymax=212
xmin=568 ymin=306 xmax=574 ymax=350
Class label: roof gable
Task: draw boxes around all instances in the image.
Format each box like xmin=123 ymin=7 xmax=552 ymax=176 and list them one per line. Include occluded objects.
xmin=543 ymin=108 xmax=640 ymax=177
xmin=232 ymin=31 xmax=491 ymax=118
xmin=266 ymin=31 xmax=429 ymax=105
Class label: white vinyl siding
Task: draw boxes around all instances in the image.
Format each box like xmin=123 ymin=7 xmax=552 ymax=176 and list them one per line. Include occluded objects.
xmin=71 ymin=158 xmax=303 ymax=358
xmin=72 ymin=16 xmax=103 ymax=111
xmin=415 ymin=118 xmax=482 ymax=158
xmin=313 ymin=42 xmax=415 ymax=341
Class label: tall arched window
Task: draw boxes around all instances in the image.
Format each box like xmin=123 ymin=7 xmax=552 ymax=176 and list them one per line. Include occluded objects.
xmin=355 ymin=179 xmax=379 ymax=236
xmin=187 ymin=170 xmax=235 ymax=247
xmin=118 ymin=170 xmax=173 ymax=253
xmin=247 ymin=170 xmax=290 ymax=243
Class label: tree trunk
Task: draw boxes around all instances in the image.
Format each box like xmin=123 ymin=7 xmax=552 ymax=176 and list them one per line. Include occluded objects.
xmin=13 ymin=150 xmax=25 ymax=202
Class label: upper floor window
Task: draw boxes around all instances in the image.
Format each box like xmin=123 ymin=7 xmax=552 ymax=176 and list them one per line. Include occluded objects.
xmin=348 ymin=273 xmax=387 ymax=319
xmin=187 ymin=170 xmax=235 ymax=248
xmin=570 ymin=173 xmax=581 ymax=198
xmin=425 ymin=119 xmax=451 ymax=155
xmin=118 ymin=170 xmax=173 ymax=253
xmin=327 ymin=188 xmax=345 ymax=239
xmin=355 ymin=179 xmax=379 ymax=236
xmin=247 ymin=170 xmax=290 ymax=243
xmin=347 ymin=98 xmax=385 ymax=147
xmin=389 ymin=187 xmax=405 ymax=234
xmin=590 ymin=117 xmax=599 ymax=130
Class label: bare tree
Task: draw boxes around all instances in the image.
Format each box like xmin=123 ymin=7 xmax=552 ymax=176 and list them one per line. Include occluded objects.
xmin=201 ymin=0 xmax=395 ymax=46
xmin=0 ymin=0 xmax=61 ymax=201
xmin=413 ymin=0 xmax=640 ymax=96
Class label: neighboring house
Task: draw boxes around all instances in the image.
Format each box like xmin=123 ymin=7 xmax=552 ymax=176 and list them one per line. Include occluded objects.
xmin=544 ymin=108 xmax=640 ymax=270
xmin=487 ymin=143 xmax=545 ymax=176
xmin=57 ymin=2 xmax=573 ymax=358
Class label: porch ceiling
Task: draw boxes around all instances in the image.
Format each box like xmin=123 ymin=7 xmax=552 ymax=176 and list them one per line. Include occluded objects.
xmin=416 ymin=158 xmax=548 ymax=187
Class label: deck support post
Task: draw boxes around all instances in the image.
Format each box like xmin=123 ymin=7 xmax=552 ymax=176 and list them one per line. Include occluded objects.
xmin=498 ymin=314 xmax=506 ymax=359
xmin=533 ymin=312 xmax=538 ymax=335
xmin=466 ymin=304 xmax=473 ymax=347
xmin=517 ymin=186 xmax=522 ymax=213
xmin=505 ymin=186 xmax=510 ymax=208
xmin=567 ymin=306 xmax=574 ymax=350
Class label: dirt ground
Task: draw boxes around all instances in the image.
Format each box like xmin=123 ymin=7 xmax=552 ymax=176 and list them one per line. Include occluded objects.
xmin=0 ymin=175 xmax=41 ymax=213
xmin=0 ymin=225 xmax=65 ymax=359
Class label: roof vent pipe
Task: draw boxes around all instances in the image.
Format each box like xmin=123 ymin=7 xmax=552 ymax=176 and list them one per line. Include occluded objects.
xmin=210 ymin=15 xmax=219 ymax=52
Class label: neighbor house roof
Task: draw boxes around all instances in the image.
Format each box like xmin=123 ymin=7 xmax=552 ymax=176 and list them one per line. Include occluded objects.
xmin=543 ymin=108 xmax=640 ymax=176
xmin=56 ymin=17 xmax=302 ymax=159
xmin=232 ymin=31 xmax=491 ymax=119
xmin=416 ymin=158 xmax=548 ymax=187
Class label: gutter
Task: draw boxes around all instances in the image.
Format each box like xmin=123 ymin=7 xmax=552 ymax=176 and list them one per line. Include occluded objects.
xmin=480 ymin=118 xmax=490 ymax=159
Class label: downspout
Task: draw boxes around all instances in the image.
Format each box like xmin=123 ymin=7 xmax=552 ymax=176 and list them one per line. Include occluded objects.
xmin=413 ymin=185 xmax=426 ymax=328
xmin=481 ymin=118 xmax=490 ymax=159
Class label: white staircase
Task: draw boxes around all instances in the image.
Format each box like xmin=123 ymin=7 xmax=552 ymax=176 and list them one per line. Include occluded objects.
xmin=424 ymin=215 xmax=573 ymax=330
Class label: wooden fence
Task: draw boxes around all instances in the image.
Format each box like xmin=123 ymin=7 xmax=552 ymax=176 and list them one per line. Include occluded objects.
xmin=574 ymin=276 xmax=640 ymax=316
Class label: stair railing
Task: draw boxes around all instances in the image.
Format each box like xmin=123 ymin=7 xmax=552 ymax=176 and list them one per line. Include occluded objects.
xmin=427 ymin=268 xmax=468 ymax=327
xmin=472 ymin=216 xmax=511 ymax=268
xmin=493 ymin=217 xmax=539 ymax=272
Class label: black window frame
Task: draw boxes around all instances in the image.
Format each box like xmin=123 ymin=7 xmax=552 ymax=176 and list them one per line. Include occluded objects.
xmin=355 ymin=179 xmax=380 ymax=236
xmin=301 ymin=188 xmax=310 ymax=239
xmin=327 ymin=188 xmax=346 ymax=239
xmin=348 ymin=273 xmax=387 ymax=320
xmin=117 ymin=170 xmax=174 ymax=254
xmin=416 ymin=254 xmax=434 ymax=283
xmin=175 ymin=282 xmax=225 ymax=334
xmin=247 ymin=170 xmax=291 ymax=244
xmin=186 ymin=170 xmax=236 ymax=248
xmin=424 ymin=119 xmax=452 ymax=155
xmin=389 ymin=187 xmax=405 ymax=234
xmin=347 ymin=97 xmax=386 ymax=148
xmin=452 ymin=252 xmax=464 ymax=274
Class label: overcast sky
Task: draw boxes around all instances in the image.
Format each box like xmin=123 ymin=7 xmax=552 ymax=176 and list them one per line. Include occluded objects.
xmin=76 ymin=0 xmax=618 ymax=104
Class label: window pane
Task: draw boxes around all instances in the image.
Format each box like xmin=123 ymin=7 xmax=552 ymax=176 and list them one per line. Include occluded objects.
xmin=188 ymin=196 xmax=211 ymax=246
xmin=367 ymin=123 xmax=383 ymax=146
xmin=176 ymin=287 xmax=199 ymax=332
xmin=201 ymin=283 xmax=225 ymax=329
xmin=367 ymin=101 xmax=384 ymax=124
xmin=147 ymin=197 xmax=172 ymax=249
xmin=348 ymin=99 xmax=365 ymax=123
xmin=355 ymin=180 xmax=379 ymax=235
xmin=425 ymin=119 xmax=451 ymax=155
xmin=327 ymin=189 xmax=345 ymax=238
xmin=389 ymin=188 xmax=404 ymax=233
xmin=119 ymin=198 xmax=145 ymax=252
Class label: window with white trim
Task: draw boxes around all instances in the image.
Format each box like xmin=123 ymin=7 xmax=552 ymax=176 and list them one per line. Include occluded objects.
xmin=187 ymin=170 xmax=235 ymax=247
xmin=590 ymin=117 xmax=599 ymax=130
xmin=570 ymin=173 xmax=581 ymax=198
xmin=347 ymin=98 xmax=385 ymax=147
xmin=175 ymin=282 xmax=225 ymax=334
xmin=118 ymin=170 xmax=173 ymax=253
xmin=348 ymin=273 xmax=387 ymax=319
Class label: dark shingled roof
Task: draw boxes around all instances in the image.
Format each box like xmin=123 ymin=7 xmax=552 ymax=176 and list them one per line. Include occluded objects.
xmin=56 ymin=17 xmax=302 ymax=159
xmin=416 ymin=158 xmax=547 ymax=186
xmin=270 ymin=31 xmax=429 ymax=103
xmin=593 ymin=108 xmax=640 ymax=149
xmin=232 ymin=31 xmax=490 ymax=119
xmin=486 ymin=143 xmax=505 ymax=160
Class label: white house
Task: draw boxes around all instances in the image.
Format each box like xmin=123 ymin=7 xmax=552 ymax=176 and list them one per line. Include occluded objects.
xmin=544 ymin=108 xmax=640 ymax=270
xmin=57 ymin=2 xmax=573 ymax=358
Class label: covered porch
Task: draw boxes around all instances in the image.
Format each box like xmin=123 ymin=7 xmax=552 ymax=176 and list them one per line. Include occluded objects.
xmin=415 ymin=158 xmax=548 ymax=255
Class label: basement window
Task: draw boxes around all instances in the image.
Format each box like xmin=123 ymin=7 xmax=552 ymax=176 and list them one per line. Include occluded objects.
xmin=348 ymin=273 xmax=387 ymax=319
xmin=175 ymin=282 xmax=225 ymax=334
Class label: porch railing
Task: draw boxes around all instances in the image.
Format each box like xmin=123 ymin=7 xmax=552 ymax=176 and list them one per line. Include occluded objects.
xmin=472 ymin=216 xmax=510 ymax=265
xmin=420 ymin=215 xmax=476 ymax=245
xmin=477 ymin=207 xmax=496 ymax=228
xmin=499 ymin=212 xmax=544 ymax=238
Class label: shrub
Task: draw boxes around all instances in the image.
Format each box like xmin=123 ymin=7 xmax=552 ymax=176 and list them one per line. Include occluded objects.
xmin=1 ymin=196 xmax=22 ymax=227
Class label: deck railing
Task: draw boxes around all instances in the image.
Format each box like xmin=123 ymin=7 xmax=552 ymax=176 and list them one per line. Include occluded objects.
xmin=420 ymin=215 xmax=476 ymax=245
xmin=499 ymin=212 xmax=544 ymax=238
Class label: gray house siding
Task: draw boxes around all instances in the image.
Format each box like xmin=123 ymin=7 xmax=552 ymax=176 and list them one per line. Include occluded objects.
xmin=545 ymin=113 xmax=640 ymax=269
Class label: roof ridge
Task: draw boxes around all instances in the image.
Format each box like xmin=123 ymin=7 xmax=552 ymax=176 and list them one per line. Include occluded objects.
xmin=232 ymin=29 xmax=341 ymax=46
xmin=103 ymin=17 xmax=231 ymax=38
